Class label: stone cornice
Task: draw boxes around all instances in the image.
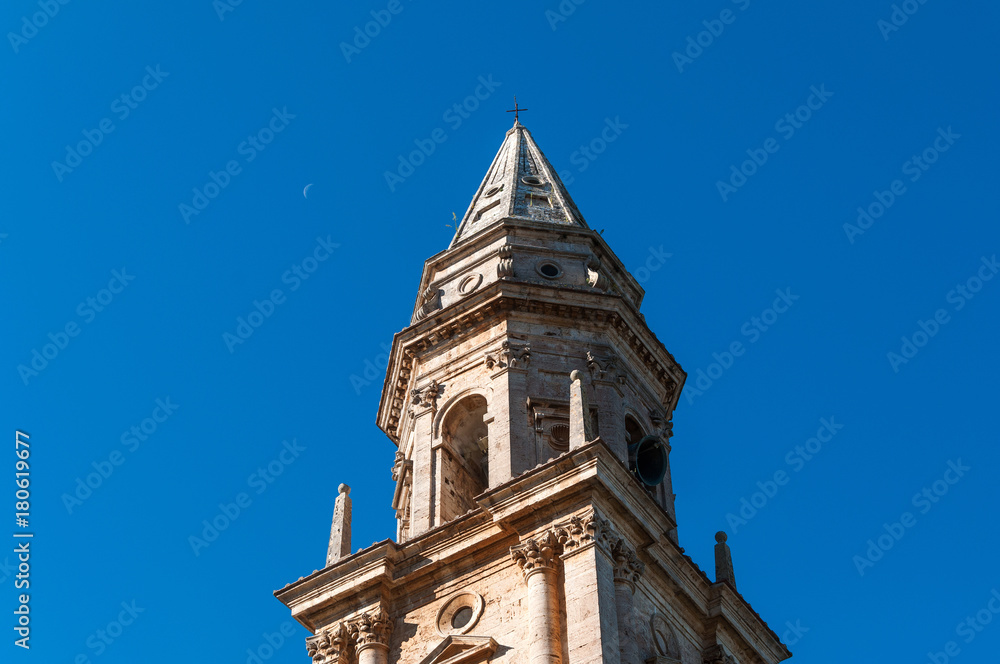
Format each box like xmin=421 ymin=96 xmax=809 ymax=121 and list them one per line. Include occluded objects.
xmin=377 ymin=286 xmax=686 ymax=444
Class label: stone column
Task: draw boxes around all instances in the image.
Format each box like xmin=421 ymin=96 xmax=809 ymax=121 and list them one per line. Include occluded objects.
xmin=485 ymin=343 xmax=534 ymax=485
xmin=611 ymin=538 xmax=644 ymax=664
xmin=408 ymin=393 xmax=437 ymax=537
xmin=557 ymin=511 xmax=621 ymax=664
xmin=588 ymin=352 xmax=627 ymax=463
xmin=348 ymin=609 xmax=393 ymax=664
xmin=511 ymin=531 xmax=564 ymax=664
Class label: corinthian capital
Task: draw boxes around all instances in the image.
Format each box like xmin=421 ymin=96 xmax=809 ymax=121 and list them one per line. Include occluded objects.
xmin=306 ymin=623 xmax=351 ymax=664
xmin=610 ymin=537 xmax=644 ymax=589
xmin=347 ymin=609 xmax=393 ymax=650
xmin=510 ymin=529 xmax=563 ymax=577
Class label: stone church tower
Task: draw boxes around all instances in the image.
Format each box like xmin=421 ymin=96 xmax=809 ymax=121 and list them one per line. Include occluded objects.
xmin=275 ymin=120 xmax=792 ymax=664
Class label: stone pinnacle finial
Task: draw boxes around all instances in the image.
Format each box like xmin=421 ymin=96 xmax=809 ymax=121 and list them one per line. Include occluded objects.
xmin=569 ymin=370 xmax=594 ymax=450
xmin=714 ymin=531 xmax=736 ymax=589
xmin=326 ymin=483 xmax=352 ymax=566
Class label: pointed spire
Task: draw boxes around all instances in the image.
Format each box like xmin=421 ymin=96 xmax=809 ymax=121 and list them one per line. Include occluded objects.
xmin=449 ymin=123 xmax=588 ymax=247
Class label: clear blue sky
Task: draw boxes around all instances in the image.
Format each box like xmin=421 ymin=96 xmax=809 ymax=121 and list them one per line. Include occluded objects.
xmin=2 ymin=0 xmax=998 ymax=662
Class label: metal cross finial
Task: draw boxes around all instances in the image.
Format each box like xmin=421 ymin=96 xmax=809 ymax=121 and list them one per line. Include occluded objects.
xmin=506 ymin=96 xmax=529 ymax=123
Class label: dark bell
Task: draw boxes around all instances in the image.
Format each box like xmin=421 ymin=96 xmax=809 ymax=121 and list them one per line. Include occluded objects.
xmin=629 ymin=435 xmax=668 ymax=487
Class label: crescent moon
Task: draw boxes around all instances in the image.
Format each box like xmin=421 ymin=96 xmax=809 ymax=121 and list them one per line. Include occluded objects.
xmin=303 ymin=183 xmax=314 ymax=198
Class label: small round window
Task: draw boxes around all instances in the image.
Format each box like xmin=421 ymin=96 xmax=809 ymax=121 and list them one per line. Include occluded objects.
xmin=537 ymin=261 xmax=562 ymax=279
xmin=521 ymin=176 xmax=544 ymax=186
xmin=484 ymin=185 xmax=503 ymax=197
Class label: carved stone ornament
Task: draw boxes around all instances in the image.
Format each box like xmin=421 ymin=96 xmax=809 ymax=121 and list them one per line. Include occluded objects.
xmin=650 ymin=613 xmax=681 ymax=660
xmin=391 ymin=450 xmax=406 ymax=481
xmin=702 ymin=644 xmax=737 ymax=664
xmin=414 ymin=286 xmax=443 ymax=322
xmin=551 ymin=509 xmax=611 ymax=552
xmin=347 ymin=608 xmax=393 ymax=649
xmin=586 ymin=350 xmax=624 ymax=384
xmin=306 ymin=623 xmax=352 ymax=664
xmin=510 ymin=529 xmax=564 ymax=576
xmin=611 ymin=537 xmax=645 ymax=588
xmin=411 ymin=380 xmax=445 ymax=410
xmin=484 ymin=340 xmax=531 ymax=370
xmin=586 ymin=254 xmax=610 ymax=291
xmin=497 ymin=245 xmax=514 ymax=279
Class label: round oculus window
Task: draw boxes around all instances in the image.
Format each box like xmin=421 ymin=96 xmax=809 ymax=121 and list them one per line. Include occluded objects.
xmin=536 ymin=261 xmax=562 ymax=279
xmin=521 ymin=176 xmax=544 ymax=186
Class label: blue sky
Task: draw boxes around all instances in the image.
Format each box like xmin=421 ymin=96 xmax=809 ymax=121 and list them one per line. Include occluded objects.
xmin=2 ymin=0 xmax=998 ymax=662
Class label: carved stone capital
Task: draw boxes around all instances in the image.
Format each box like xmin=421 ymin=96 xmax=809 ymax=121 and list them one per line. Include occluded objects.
xmin=306 ymin=623 xmax=352 ymax=664
xmin=411 ymin=380 xmax=444 ymax=411
xmin=484 ymin=340 xmax=531 ymax=370
xmin=611 ymin=537 xmax=644 ymax=589
xmin=497 ymin=245 xmax=514 ymax=279
xmin=552 ymin=509 xmax=612 ymax=553
xmin=702 ymin=645 xmax=737 ymax=664
xmin=511 ymin=529 xmax=563 ymax=578
xmin=347 ymin=608 xmax=393 ymax=651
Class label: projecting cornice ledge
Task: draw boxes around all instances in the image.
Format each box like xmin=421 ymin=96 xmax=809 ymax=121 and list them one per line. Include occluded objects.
xmin=707 ymin=583 xmax=791 ymax=664
xmin=274 ymin=540 xmax=400 ymax=632
xmin=477 ymin=439 xmax=677 ymax=548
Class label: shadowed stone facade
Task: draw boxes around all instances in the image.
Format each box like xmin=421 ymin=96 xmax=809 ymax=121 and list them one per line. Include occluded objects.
xmin=275 ymin=120 xmax=792 ymax=664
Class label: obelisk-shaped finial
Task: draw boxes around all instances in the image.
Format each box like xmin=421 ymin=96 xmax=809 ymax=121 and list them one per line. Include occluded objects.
xmin=326 ymin=484 xmax=352 ymax=566
xmin=569 ymin=370 xmax=594 ymax=450
xmin=714 ymin=531 xmax=736 ymax=589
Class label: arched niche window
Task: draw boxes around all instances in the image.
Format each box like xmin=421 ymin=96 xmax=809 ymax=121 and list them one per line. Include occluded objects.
xmin=625 ymin=414 xmax=646 ymax=448
xmin=439 ymin=395 xmax=489 ymax=520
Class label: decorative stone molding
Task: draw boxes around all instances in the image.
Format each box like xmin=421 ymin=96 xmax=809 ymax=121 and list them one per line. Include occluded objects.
xmin=611 ymin=537 xmax=644 ymax=589
xmin=497 ymin=245 xmax=514 ymax=279
xmin=586 ymin=350 xmax=623 ymax=383
xmin=414 ymin=287 xmax=443 ymax=322
xmin=435 ymin=591 xmax=485 ymax=637
xmin=484 ymin=340 xmax=531 ymax=370
xmin=510 ymin=529 xmax=563 ymax=577
xmin=702 ymin=644 xmax=737 ymax=664
xmin=649 ymin=613 xmax=681 ymax=660
xmin=411 ymin=380 xmax=445 ymax=411
xmin=552 ymin=509 xmax=612 ymax=553
xmin=306 ymin=623 xmax=352 ymax=664
xmin=347 ymin=608 xmax=393 ymax=650
xmin=391 ymin=451 xmax=406 ymax=481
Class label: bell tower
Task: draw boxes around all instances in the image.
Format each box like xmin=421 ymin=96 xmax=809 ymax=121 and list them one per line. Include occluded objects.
xmin=275 ymin=120 xmax=792 ymax=664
